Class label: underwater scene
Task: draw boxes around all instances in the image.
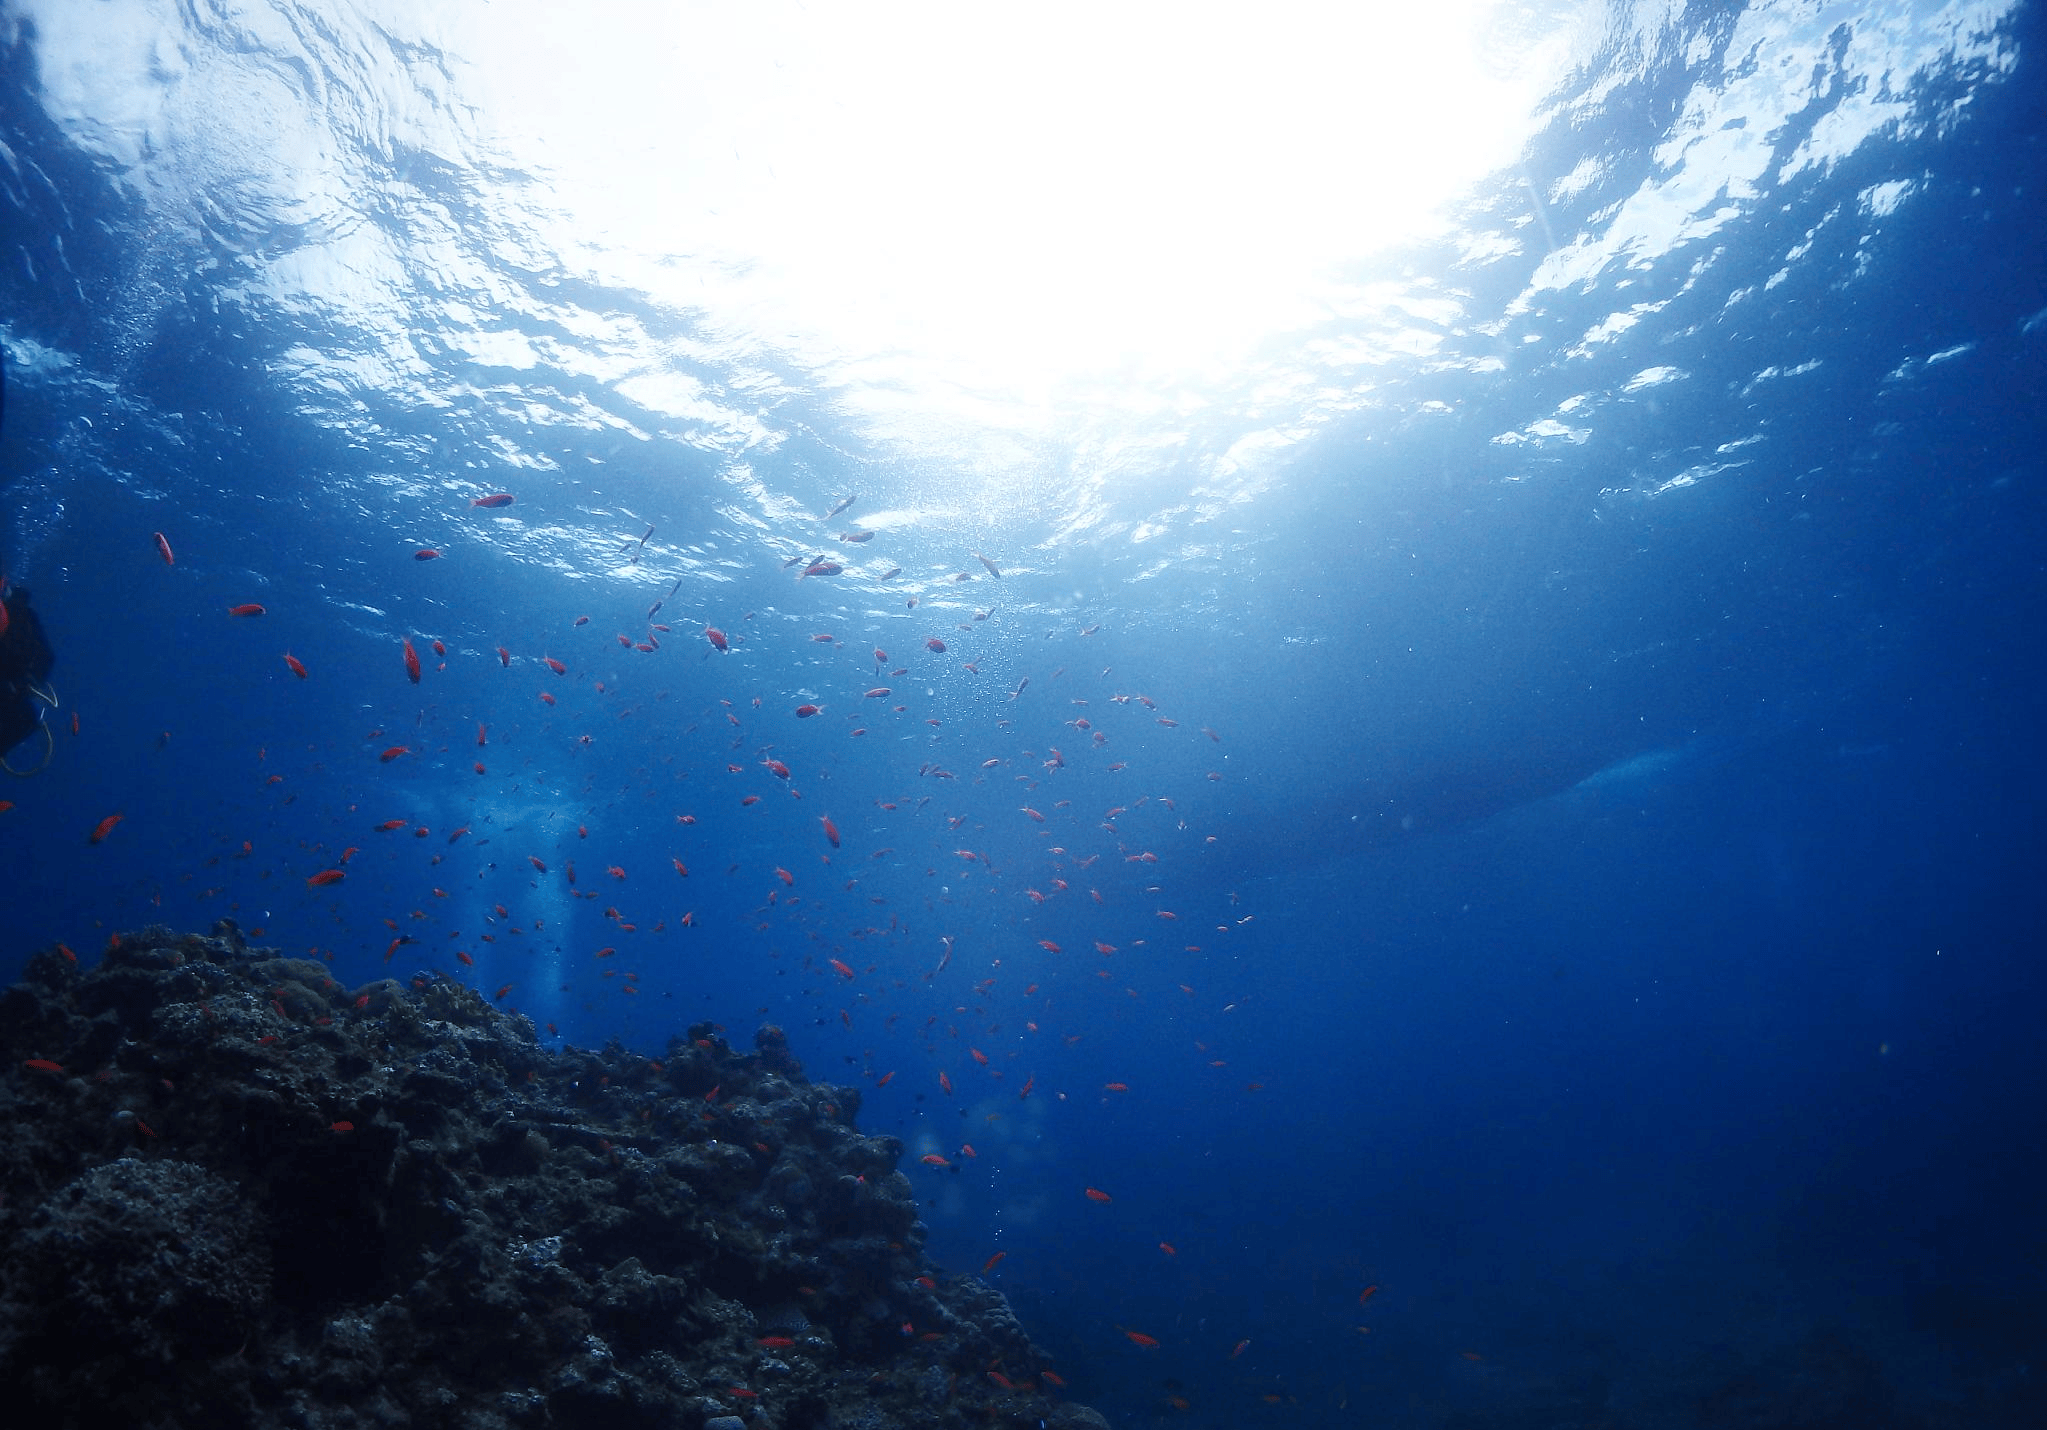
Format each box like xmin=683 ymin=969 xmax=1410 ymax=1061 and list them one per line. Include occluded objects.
xmin=1 ymin=2 xmax=2043 ymax=1427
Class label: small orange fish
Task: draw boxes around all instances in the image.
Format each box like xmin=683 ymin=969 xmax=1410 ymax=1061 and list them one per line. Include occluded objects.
xmin=821 ymin=815 xmax=841 ymax=848
xmin=1359 ymin=1284 xmax=1379 ymax=1305
xmin=795 ymin=703 xmax=821 ymax=718
xmin=153 ymin=531 xmax=175 ymax=565
xmin=925 ymin=637 xmax=946 ymax=652
xmin=471 ymin=493 xmax=515 ymax=508
xmin=378 ymin=745 xmax=408 ymax=763
xmin=87 ymin=812 xmax=125 ymax=844
xmin=283 ymin=652 xmax=308 ymax=679
xmin=1084 ymin=1187 xmax=1112 ymax=1203
xmin=829 ymin=958 xmax=855 ymax=979
xmin=497 ymin=645 xmax=511 ymax=666
xmin=1123 ymin=1330 xmax=1159 ymax=1348
xmin=1231 ymin=1338 xmax=1250 ymax=1359
xmin=774 ymin=867 xmax=794 ymax=886
xmin=306 ymin=869 xmax=346 ymax=888
xmin=1159 ymin=1242 xmax=1177 ymax=1256
xmin=228 ymin=603 xmax=266 ymax=617
xmin=705 ymin=626 xmax=729 ymax=652
xmin=22 ymin=1058 xmax=64 ymax=1073
xmin=403 ymin=639 xmax=421 ymax=684
xmin=921 ymin=1154 xmax=950 ymax=1167
xmin=981 ymin=1251 xmax=1005 ymax=1274
xmin=969 ymin=1048 xmax=989 ymax=1066
xmin=414 ymin=548 xmax=441 ymax=561
xmin=939 ymin=1070 xmax=954 ymax=1095
xmin=331 ymin=1121 xmax=355 ymax=1133
xmin=543 ymin=656 xmax=566 ymax=675
xmin=1104 ymin=1081 xmax=1130 ymax=1092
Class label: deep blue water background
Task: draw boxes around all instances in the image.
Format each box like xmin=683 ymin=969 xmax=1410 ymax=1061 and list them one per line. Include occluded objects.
xmin=4 ymin=2 xmax=2046 ymax=1424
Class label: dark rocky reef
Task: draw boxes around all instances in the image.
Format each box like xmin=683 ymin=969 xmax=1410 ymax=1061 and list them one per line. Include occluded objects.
xmin=0 ymin=922 xmax=1109 ymax=1430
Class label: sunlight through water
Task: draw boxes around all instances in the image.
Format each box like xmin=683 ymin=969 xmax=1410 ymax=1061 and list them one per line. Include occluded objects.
xmin=442 ymin=0 xmax=1594 ymax=452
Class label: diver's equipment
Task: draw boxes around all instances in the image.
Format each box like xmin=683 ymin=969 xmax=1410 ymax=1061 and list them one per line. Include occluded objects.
xmin=0 ymin=676 xmax=56 ymax=776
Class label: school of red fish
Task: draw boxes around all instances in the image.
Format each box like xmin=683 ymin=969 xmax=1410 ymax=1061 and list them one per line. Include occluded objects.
xmin=60 ymin=493 xmax=1404 ymax=1409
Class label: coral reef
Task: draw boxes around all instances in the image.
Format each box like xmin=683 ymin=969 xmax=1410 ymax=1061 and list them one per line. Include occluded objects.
xmin=0 ymin=923 xmax=1107 ymax=1430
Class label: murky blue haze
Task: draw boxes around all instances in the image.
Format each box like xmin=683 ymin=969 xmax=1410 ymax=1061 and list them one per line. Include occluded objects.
xmin=3 ymin=2 xmax=2044 ymax=1424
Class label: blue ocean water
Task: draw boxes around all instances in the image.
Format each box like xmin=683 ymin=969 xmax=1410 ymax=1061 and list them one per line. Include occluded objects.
xmin=3 ymin=1 xmax=2044 ymax=1424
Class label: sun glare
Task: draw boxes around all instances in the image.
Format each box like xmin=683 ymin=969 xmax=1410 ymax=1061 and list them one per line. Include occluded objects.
xmin=455 ymin=1 xmax=1584 ymax=415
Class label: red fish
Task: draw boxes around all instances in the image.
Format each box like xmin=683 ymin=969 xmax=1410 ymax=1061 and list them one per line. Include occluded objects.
xmin=864 ymin=687 xmax=890 ymax=698
xmin=1084 ymin=1187 xmax=1112 ymax=1203
xmin=228 ymin=603 xmax=266 ymax=617
xmin=981 ymin=1251 xmax=1006 ymax=1274
xmin=497 ymin=645 xmax=511 ymax=667
xmin=414 ymin=548 xmax=441 ymax=561
xmin=88 ymin=812 xmax=124 ymax=844
xmin=306 ymin=869 xmax=346 ymax=887
xmin=829 ymin=958 xmax=854 ymax=978
xmin=921 ymin=1153 xmax=950 ymax=1167
xmin=705 ymin=626 xmax=729 ymax=652
xmin=801 ymin=560 xmax=842 ymax=578
xmin=773 ymin=867 xmax=794 ymax=886
xmin=471 ymin=493 xmax=515 ymax=508
xmin=543 ymin=656 xmax=566 ymax=675
xmin=153 ymin=531 xmax=175 ymax=565
xmin=23 ymin=1058 xmax=63 ymax=1073
xmin=820 ymin=815 xmax=841 ymax=848
xmin=795 ymin=704 xmax=821 ymax=718
xmin=378 ymin=746 xmax=408 ymax=763
xmin=432 ymin=639 xmax=446 ymax=657
xmin=283 ymin=652 xmax=308 ymax=679
xmin=925 ymin=637 xmax=946 ymax=652
xmin=378 ymin=818 xmax=407 ymax=831
xmin=1123 ymin=1330 xmax=1159 ymax=1348
xmin=939 ymin=1070 xmax=953 ymax=1095
xmin=403 ymin=638 xmax=421 ymax=684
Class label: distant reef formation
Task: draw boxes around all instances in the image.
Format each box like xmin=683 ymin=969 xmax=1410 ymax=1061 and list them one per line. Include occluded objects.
xmin=0 ymin=923 xmax=1106 ymax=1430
